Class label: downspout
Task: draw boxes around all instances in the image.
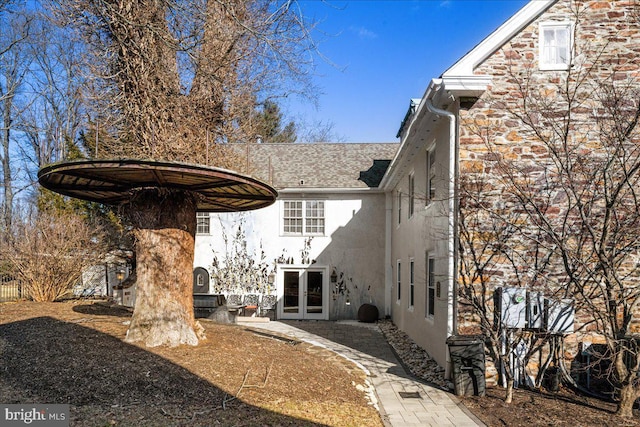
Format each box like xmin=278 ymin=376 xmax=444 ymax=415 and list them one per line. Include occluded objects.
xmin=424 ymin=93 xmax=459 ymax=373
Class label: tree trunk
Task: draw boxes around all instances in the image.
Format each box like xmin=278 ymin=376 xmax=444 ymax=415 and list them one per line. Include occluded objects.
xmin=123 ymin=189 xmax=205 ymax=347
xmin=504 ymin=381 xmax=513 ymax=404
xmin=616 ymin=383 xmax=637 ymax=418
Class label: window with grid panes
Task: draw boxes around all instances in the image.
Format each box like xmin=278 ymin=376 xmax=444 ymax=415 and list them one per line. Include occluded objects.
xmin=283 ymin=201 xmax=303 ymax=234
xmin=305 ymin=201 xmax=325 ymax=234
xmin=283 ymin=200 xmax=325 ymax=235
xmin=196 ymin=212 xmax=210 ymax=234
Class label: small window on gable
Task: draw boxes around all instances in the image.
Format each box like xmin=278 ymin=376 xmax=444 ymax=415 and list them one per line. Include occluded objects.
xmin=539 ymin=22 xmax=572 ymax=71
xmin=397 ymin=191 xmax=402 ymax=225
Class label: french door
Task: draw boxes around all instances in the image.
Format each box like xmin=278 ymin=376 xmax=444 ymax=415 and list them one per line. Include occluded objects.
xmin=278 ymin=268 xmax=328 ymax=320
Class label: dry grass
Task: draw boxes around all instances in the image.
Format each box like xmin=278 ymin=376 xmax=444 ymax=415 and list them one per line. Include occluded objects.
xmin=0 ymin=301 xmax=382 ymax=427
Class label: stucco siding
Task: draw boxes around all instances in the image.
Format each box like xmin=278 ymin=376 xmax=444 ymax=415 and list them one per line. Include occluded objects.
xmin=194 ymin=192 xmax=387 ymax=320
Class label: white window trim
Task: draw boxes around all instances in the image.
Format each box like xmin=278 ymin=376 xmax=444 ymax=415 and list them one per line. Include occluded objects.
xmin=409 ymin=258 xmax=415 ymax=308
xmin=281 ymin=200 xmax=326 ymax=236
xmin=539 ymin=21 xmax=574 ymax=71
xmin=396 ymin=260 xmax=402 ymax=303
xmin=426 ymin=254 xmax=435 ymax=319
xmin=196 ymin=212 xmax=210 ymax=235
xmin=408 ymin=173 xmax=415 ymax=219
xmin=426 ymin=147 xmax=436 ymax=207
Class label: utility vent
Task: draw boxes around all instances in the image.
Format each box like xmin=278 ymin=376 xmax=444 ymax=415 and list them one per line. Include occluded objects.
xmin=398 ymin=391 xmax=422 ymax=399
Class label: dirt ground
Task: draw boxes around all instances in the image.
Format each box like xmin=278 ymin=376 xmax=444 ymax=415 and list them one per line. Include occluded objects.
xmin=1 ymin=300 xmax=638 ymax=426
xmin=0 ymin=300 xmax=381 ymax=427
xmin=461 ymin=386 xmax=640 ymax=427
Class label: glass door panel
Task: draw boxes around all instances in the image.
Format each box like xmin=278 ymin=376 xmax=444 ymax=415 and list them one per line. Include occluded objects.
xmin=283 ymin=271 xmax=300 ymax=314
xmin=306 ymin=271 xmax=324 ymax=314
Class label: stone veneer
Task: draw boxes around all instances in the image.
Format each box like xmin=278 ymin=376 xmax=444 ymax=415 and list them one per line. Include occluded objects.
xmin=456 ymin=0 xmax=640 ymax=384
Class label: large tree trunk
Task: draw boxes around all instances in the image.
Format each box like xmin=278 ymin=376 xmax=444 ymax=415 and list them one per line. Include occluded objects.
xmin=124 ymin=189 xmax=205 ymax=347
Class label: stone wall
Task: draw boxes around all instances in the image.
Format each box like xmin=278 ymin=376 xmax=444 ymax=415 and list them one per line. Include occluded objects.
xmin=456 ymin=0 xmax=640 ymax=385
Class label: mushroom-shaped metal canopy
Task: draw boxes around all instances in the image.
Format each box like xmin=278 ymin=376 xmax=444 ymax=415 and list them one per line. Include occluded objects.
xmin=37 ymin=159 xmax=278 ymax=212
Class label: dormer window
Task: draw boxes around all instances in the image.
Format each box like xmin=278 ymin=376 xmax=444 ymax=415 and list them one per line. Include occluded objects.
xmin=539 ymin=22 xmax=573 ymax=71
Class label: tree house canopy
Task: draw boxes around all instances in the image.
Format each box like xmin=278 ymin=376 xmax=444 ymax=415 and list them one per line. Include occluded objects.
xmin=37 ymin=159 xmax=278 ymax=212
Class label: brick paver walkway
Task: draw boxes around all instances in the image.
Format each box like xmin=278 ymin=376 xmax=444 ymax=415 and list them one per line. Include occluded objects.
xmin=241 ymin=319 xmax=484 ymax=427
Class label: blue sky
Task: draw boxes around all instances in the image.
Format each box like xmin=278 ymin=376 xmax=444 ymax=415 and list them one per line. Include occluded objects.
xmin=288 ymin=0 xmax=529 ymax=142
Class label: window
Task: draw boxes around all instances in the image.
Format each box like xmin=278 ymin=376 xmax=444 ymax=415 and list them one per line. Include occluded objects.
xmin=409 ymin=259 xmax=414 ymax=308
xmin=426 ymin=254 xmax=435 ymax=318
xmin=305 ymin=201 xmax=325 ymax=234
xmin=396 ymin=261 xmax=401 ymax=301
xmin=397 ymin=191 xmax=402 ymax=224
xmin=539 ymin=22 xmax=572 ymax=70
xmin=426 ymin=149 xmax=436 ymax=205
xmin=408 ymin=174 xmax=415 ymax=218
xmin=283 ymin=200 xmax=325 ymax=235
xmin=196 ymin=212 xmax=210 ymax=234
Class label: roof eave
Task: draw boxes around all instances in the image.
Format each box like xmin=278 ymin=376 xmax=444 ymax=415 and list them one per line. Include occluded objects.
xmin=443 ymin=0 xmax=557 ymax=77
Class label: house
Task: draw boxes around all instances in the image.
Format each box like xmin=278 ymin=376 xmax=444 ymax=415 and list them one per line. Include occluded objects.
xmin=193 ymin=143 xmax=399 ymax=321
xmin=195 ymin=0 xmax=640 ymax=384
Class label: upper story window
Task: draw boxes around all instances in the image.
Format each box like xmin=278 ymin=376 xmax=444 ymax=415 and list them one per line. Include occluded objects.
xmin=196 ymin=212 xmax=210 ymax=234
xmin=539 ymin=22 xmax=572 ymax=71
xmin=426 ymin=148 xmax=436 ymax=205
xmin=408 ymin=174 xmax=415 ymax=218
xmin=397 ymin=191 xmax=402 ymax=225
xmin=283 ymin=200 xmax=325 ymax=235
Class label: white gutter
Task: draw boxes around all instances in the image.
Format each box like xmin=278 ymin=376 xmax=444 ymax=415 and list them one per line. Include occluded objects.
xmin=277 ymin=187 xmax=386 ymax=195
xmin=424 ymin=87 xmax=458 ymax=377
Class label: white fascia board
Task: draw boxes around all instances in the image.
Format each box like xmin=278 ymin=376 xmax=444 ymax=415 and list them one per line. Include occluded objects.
xmin=441 ymin=75 xmax=493 ymax=97
xmin=380 ymin=80 xmax=442 ymax=190
xmin=277 ymin=187 xmax=385 ymax=195
xmin=443 ymin=0 xmax=556 ymax=77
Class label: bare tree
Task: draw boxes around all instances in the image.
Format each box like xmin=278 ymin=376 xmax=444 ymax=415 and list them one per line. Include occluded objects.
xmin=20 ymin=12 xmax=86 ymax=175
xmin=459 ymin=2 xmax=640 ymax=415
xmin=0 ymin=10 xmax=32 ymax=232
xmin=43 ymin=0 xmax=317 ymax=347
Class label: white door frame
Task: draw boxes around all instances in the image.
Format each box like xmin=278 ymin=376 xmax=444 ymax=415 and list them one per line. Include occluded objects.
xmin=276 ymin=265 xmax=329 ymax=320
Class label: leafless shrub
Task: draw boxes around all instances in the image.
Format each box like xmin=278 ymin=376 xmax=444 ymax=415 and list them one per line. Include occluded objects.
xmin=0 ymin=211 xmax=107 ymax=302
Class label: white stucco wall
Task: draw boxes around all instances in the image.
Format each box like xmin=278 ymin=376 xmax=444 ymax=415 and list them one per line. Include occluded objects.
xmin=194 ymin=191 xmax=387 ymax=320
xmin=389 ymin=119 xmax=453 ymax=369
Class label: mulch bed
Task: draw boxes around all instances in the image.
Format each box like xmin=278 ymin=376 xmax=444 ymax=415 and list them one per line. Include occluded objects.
xmin=0 ymin=300 xmax=382 ymax=427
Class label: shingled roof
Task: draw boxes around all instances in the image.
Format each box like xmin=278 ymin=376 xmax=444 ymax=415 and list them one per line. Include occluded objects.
xmin=230 ymin=143 xmax=399 ymax=190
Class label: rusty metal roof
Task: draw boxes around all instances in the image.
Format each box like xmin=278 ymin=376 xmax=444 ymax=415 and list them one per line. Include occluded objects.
xmin=37 ymin=159 xmax=277 ymax=212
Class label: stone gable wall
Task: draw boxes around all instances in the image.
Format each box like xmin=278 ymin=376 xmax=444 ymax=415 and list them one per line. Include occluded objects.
xmin=456 ymin=0 xmax=640 ymax=383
